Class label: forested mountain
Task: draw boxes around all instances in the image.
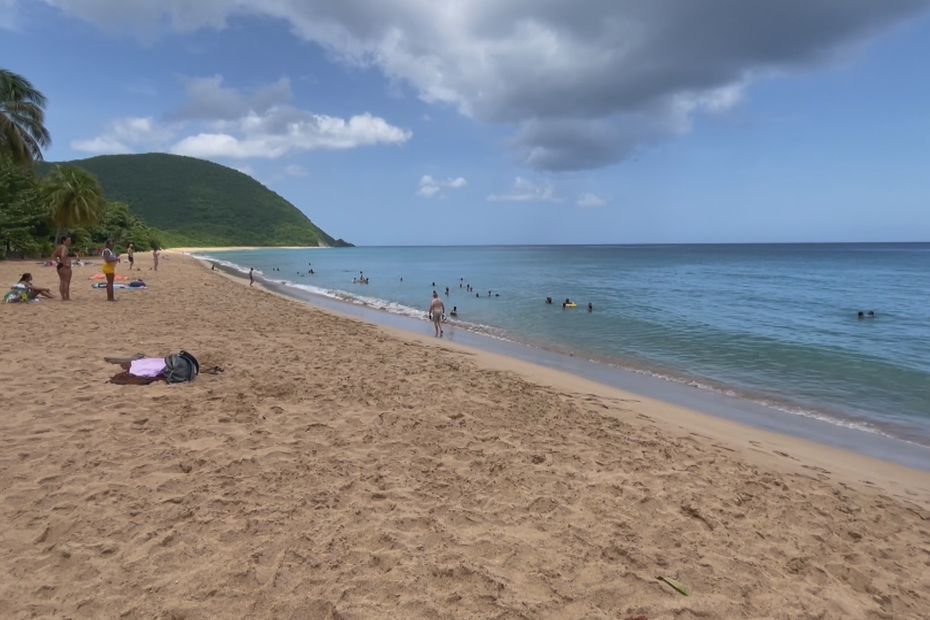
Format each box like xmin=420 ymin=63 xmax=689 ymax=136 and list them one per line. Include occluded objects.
xmin=41 ymin=153 xmax=351 ymax=248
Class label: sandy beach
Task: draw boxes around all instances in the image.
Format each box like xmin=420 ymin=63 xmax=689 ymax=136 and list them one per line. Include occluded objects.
xmin=168 ymin=246 xmax=328 ymax=253
xmin=1 ymin=254 xmax=929 ymax=619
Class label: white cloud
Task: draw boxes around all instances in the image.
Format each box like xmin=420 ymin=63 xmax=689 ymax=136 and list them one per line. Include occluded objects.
xmin=71 ymin=116 xmax=175 ymax=154
xmin=72 ymin=77 xmax=411 ymax=160
xmin=577 ymin=193 xmax=607 ymax=208
xmin=170 ymin=109 xmax=410 ymax=159
xmin=417 ymin=184 xmax=440 ymax=198
xmin=284 ymin=163 xmax=307 ymax=176
xmin=488 ymin=177 xmax=559 ymax=203
xmin=417 ymin=174 xmax=467 ymax=198
xmin=70 ymin=136 xmax=131 ymax=154
xmin=44 ymin=1 xmax=926 ymax=169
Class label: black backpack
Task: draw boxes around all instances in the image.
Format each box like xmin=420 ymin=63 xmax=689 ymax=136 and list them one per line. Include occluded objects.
xmin=164 ymin=351 xmax=200 ymax=383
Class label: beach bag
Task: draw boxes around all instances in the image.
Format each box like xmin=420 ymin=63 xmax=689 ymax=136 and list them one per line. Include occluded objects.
xmin=164 ymin=350 xmax=200 ymax=383
xmin=4 ymin=284 xmax=29 ymax=304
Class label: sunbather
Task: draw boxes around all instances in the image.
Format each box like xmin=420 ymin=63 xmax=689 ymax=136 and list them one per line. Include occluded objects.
xmin=17 ymin=273 xmax=54 ymax=299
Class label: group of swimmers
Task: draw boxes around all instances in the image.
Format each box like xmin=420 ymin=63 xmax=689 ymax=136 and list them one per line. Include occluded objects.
xmin=546 ymin=296 xmax=594 ymax=312
xmin=428 ymin=279 xmax=498 ymax=300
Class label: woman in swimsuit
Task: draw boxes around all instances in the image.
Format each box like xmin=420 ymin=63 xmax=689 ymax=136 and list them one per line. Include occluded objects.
xmin=51 ymin=235 xmax=73 ymax=301
xmin=17 ymin=273 xmax=55 ymax=299
xmin=101 ymin=239 xmax=120 ymax=301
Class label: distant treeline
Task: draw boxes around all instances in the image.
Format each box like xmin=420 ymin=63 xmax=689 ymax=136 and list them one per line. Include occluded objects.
xmin=1 ymin=157 xmax=161 ymax=259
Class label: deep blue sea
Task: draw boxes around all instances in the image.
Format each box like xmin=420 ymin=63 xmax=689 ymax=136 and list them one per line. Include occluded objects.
xmin=198 ymin=244 xmax=930 ymax=447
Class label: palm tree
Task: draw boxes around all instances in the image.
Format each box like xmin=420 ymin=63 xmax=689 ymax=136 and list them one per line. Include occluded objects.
xmin=45 ymin=166 xmax=105 ymax=240
xmin=0 ymin=69 xmax=51 ymax=167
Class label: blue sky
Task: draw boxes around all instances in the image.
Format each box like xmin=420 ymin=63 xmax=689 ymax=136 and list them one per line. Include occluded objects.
xmin=2 ymin=1 xmax=929 ymax=245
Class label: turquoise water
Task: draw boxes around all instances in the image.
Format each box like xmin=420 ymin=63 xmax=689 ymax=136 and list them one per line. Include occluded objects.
xmin=199 ymin=244 xmax=930 ymax=446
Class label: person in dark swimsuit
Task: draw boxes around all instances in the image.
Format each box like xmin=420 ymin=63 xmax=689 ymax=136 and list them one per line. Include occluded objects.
xmin=51 ymin=235 xmax=73 ymax=301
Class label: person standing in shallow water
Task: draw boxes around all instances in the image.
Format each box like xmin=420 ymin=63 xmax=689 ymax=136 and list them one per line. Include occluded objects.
xmin=51 ymin=235 xmax=73 ymax=301
xmin=428 ymin=291 xmax=445 ymax=337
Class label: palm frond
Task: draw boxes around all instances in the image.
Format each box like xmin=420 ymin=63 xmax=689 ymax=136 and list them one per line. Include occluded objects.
xmin=0 ymin=69 xmax=51 ymax=166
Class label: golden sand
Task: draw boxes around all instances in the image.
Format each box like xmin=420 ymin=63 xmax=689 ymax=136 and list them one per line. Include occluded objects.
xmin=1 ymin=254 xmax=928 ymax=618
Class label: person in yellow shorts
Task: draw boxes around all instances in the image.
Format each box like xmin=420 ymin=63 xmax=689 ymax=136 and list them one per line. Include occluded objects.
xmin=101 ymin=239 xmax=120 ymax=302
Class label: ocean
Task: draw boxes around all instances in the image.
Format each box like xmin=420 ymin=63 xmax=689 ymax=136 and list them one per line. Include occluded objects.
xmin=197 ymin=244 xmax=930 ymax=450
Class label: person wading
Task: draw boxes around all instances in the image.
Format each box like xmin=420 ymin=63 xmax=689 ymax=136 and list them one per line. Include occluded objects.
xmin=428 ymin=291 xmax=445 ymax=338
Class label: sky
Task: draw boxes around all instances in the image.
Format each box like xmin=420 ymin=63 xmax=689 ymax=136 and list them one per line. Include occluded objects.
xmin=2 ymin=0 xmax=930 ymax=245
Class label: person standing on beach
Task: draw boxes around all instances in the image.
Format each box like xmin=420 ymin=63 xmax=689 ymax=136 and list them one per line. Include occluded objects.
xmin=152 ymin=248 xmax=160 ymax=271
xmin=101 ymin=239 xmax=120 ymax=302
xmin=126 ymin=242 xmax=134 ymax=270
xmin=51 ymin=235 xmax=73 ymax=301
xmin=428 ymin=291 xmax=445 ymax=337
xmin=249 ymin=268 xmax=254 ymax=286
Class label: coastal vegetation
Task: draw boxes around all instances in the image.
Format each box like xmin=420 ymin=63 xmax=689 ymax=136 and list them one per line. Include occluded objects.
xmin=45 ymin=165 xmax=105 ymax=241
xmin=45 ymin=153 xmax=352 ymax=248
xmin=0 ymin=155 xmax=162 ymax=258
xmin=1 ymin=68 xmax=350 ymax=259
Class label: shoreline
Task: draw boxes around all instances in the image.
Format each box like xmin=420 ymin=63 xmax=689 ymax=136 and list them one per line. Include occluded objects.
xmin=168 ymin=245 xmax=329 ymax=253
xmin=191 ymin=253 xmax=930 ymax=496
xmin=197 ymin=252 xmax=930 ymax=473
xmin=4 ymin=253 xmax=930 ymax=618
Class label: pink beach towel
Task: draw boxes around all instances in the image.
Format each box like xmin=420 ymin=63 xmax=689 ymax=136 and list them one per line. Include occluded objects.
xmin=129 ymin=358 xmax=167 ymax=378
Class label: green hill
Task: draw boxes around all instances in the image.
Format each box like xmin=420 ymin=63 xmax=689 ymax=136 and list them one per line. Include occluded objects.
xmin=41 ymin=153 xmax=351 ymax=248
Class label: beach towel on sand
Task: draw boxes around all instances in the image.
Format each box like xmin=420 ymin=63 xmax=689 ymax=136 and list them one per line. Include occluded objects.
xmin=107 ymin=351 xmax=202 ymax=384
xmin=129 ymin=358 xmax=167 ymax=378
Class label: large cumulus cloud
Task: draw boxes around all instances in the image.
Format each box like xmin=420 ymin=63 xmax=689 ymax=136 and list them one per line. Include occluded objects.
xmin=39 ymin=0 xmax=930 ymax=169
